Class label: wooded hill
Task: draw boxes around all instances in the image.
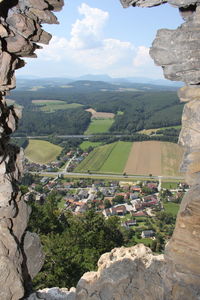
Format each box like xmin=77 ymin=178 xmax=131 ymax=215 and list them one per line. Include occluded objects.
xmin=11 ymin=79 xmax=183 ymax=137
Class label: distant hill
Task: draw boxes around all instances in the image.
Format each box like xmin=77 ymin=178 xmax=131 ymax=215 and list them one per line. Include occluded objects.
xmin=15 ymin=77 xmax=179 ymax=92
xmin=75 ymin=74 xmax=182 ymax=87
xmin=119 ymin=76 xmax=182 ymax=87
xmin=15 ymin=73 xmax=182 ymax=89
xmin=76 ymin=74 xmax=112 ymax=82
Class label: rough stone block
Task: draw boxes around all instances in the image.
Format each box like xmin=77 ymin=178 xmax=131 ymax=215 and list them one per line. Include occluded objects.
xmin=24 ymin=231 xmax=45 ymax=279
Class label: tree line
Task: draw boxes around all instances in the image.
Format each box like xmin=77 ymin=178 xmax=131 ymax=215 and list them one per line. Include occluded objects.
xmin=11 ymin=85 xmax=183 ymax=136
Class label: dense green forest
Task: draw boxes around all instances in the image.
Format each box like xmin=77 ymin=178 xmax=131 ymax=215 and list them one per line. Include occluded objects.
xmin=10 ymin=80 xmax=183 ymax=136
xmin=15 ymin=108 xmax=91 ymax=136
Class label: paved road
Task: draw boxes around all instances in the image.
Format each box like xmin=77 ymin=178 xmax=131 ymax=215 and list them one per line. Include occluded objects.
xmin=35 ymin=171 xmax=184 ymax=181
xmin=14 ymin=134 xmax=127 ymax=139
xmin=63 ymin=155 xmax=76 ymax=173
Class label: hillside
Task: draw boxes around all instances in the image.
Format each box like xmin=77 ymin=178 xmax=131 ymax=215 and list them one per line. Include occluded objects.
xmin=25 ymin=140 xmax=62 ymax=164
xmin=11 ymin=79 xmax=183 ymax=137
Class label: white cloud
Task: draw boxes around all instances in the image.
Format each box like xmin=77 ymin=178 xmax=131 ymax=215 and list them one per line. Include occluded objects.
xmin=133 ymin=46 xmax=151 ymax=67
xmin=33 ymin=3 xmax=159 ymax=78
xmin=38 ymin=37 xmax=68 ymax=61
xmin=70 ymin=38 xmax=134 ymax=69
xmin=69 ymin=3 xmax=108 ymax=49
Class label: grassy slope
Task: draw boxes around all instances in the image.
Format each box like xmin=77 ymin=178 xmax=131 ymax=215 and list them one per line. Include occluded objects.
xmin=100 ymin=141 xmax=132 ymax=173
xmin=25 ymin=139 xmax=62 ymax=164
xmin=84 ymin=119 xmax=114 ymax=135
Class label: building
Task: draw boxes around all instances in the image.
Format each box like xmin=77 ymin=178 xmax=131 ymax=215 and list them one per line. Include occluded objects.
xmin=141 ymin=230 xmax=155 ymax=238
xmin=112 ymin=205 xmax=127 ymax=216
xmin=122 ymin=219 xmax=137 ymax=229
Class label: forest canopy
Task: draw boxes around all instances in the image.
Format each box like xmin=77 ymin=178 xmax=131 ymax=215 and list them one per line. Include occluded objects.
xmin=11 ymin=80 xmax=182 ymax=136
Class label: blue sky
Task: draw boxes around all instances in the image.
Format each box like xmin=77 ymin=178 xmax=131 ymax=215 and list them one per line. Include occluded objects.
xmin=16 ymin=1 xmax=182 ymax=79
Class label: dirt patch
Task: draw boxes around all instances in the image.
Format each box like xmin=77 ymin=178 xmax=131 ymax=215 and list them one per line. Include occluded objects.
xmin=86 ymin=108 xmax=115 ymax=119
xmin=124 ymin=141 xmax=162 ymax=176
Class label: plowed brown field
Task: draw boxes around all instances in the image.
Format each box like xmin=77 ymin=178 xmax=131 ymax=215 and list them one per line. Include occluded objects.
xmin=124 ymin=141 xmax=183 ymax=176
xmin=86 ymin=108 xmax=114 ymax=119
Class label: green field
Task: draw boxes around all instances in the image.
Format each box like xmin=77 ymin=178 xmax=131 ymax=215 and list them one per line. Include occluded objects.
xmin=163 ymin=202 xmax=180 ymax=216
xmin=75 ymin=143 xmax=116 ymax=172
xmin=80 ymin=141 xmax=103 ymax=151
xmin=162 ymin=182 xmax=179 ymax=189
xmin=25 ymin=139 xmax=62 ymax=164
xmin=32 ymin=100 xmax=82 ymax=112
xmin=100 ymin=141 xmax=132 ymax=173
xmin=84 ymin=119 xmax=114 ymax=135
xmin=75 ymin=141 xmax=132 ymax=174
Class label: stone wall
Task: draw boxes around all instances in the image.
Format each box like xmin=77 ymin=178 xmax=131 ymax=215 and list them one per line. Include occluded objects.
xmin=0 ymin=0 xmax=200 ymax=299
xmin=0 ymin=1 xmax=64 ymax=299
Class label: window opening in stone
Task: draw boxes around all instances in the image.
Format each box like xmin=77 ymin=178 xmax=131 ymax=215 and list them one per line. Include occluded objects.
xmin=1 ymin=0 xmax=199 ymax=299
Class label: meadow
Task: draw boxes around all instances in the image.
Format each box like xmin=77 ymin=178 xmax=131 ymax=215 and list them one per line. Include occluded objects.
xmin=25 ymin=139 xmax=62 ymax=164
xmin=163 ymin=202 xmax=180 ymax=216
xmin=161 ymin=182 xmax=179 ymax=189
xmin=100 ymin=141 xmax=132 ymax=173
xmin=75 ymin=143 xmax=116 ymax=172
xmin=32 ymin=100 xmax=82 ymax=112
xmin=84 ymin=119 xmax=114 ymax=135
xmin=75 ymin=141 xmax=132 ymax=173
xmin=80 ymin=141 xmax=103 ymax=151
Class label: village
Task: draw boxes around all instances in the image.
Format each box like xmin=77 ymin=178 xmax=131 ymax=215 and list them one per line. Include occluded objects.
xmin=23 ymin=173 xmax=188 ymax=240
xmin=24 ymin=149 xmax=88 ymax=173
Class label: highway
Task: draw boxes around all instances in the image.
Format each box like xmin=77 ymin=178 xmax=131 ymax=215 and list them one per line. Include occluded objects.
xmin=35 ymin=170 xmax=184 ymax=181
xmin=14 ymin=134 xmax=134 ymax=139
